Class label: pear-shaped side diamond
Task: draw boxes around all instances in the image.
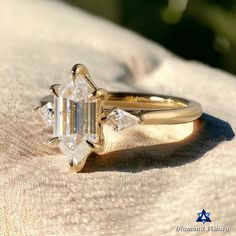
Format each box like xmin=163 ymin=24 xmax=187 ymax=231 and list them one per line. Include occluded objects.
xmin=37 ymin=102 xmax=54 ymax=126
xmin=107 ymin=108 xmax=140 ymax=132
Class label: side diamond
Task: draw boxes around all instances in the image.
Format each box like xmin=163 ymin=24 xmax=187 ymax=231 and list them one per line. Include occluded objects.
xmin=37 ymin=102 xmax=54 ymax=126
xmin=107 ymin=108 xmax=140 ymax=132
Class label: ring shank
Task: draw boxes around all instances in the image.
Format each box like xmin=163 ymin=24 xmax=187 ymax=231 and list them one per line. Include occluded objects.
xmin=104 ymin=92 xmax=202 ymax=124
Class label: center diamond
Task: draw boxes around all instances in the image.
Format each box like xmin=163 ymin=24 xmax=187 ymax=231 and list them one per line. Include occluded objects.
xmin=53 ymin=74 xmax=102 ymax=170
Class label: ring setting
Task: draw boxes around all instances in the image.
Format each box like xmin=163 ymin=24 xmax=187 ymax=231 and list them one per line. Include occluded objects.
xmin=36 ymin=64 xmax=202 ymax=172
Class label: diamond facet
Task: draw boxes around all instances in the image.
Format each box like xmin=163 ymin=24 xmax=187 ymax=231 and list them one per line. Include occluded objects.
xmin=53 ymin=73 xmax=101 ymax=167
xmin=58 ymin=75 xmax=93 ymax=102
xmin=37 ymin=102 xmax=54 ymax=126
xmin=107 ymin=108 xmax=140 ymax=132
xmin=59 ymin=139 xmax=92 ymax=167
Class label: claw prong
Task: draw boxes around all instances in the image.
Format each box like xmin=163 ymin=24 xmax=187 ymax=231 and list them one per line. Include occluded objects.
xmin=48 ymin=137 xmax=59 ymax=145
xmin=34 ymin=106 xmax=41 ymax=112
xmin=71 ymin=64 xmax=97 ymax=91
xmin=49 ymin=84 xmax=60 ymax=97
xmin=86 ymin=140 xmax=95 ymax=149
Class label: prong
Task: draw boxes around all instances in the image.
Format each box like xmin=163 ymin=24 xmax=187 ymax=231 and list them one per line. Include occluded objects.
xmin=69 ymin=157 xmax=87 ymax=173
xmin=91 ymin=90 xmax=97 ymax=97
xmin=86 ymin=139 xmax=104 ymax=153
xmin=71 ymin=64 xmax=90 ymax=77
xmin=34 ymin=106 xmax=41 ymax=112
xmin=71 ymin=64 xmax=97 ymax=91
xmin=49 ymin=84 xmax=60 ymax=97
xmin=86 ymin=140 xmax=95 ymax=150
xmin=88 ymin=90 xmax=98 ymax=100
xmin=93 ymin=88 xmax=107 ymax=98
xmin=88 ymin=88 xmax=107 ymax=102
xmin=100 ymin=116 xmax=107 ymax=123
xmin=48 ymin=137 xmax=59 ymax=145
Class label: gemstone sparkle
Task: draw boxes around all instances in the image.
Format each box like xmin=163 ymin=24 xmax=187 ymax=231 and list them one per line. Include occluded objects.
xmin=53 ymin=74 xmax=100 ymax=167
xmin=107 ymin=108 xmax=140 ymax=132
xmin=37 ymin=102 xmax=54 ymax=126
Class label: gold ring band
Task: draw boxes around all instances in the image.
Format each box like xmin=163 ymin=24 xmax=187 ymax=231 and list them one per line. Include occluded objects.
xmin=103 ymin=92 xmax=202 ymax=124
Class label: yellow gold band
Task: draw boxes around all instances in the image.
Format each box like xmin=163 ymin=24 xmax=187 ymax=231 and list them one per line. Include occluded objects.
xmin=104 ymin=92 xmax=202 ymax=124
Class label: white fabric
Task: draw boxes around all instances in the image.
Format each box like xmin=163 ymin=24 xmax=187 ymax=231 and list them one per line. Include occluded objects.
xmin=0 ymin=0 xmax=235 ymax=235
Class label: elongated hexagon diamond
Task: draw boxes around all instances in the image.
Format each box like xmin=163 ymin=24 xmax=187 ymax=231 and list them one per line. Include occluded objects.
xmin=53 ymin=74 xmax=102 ymax=167
xmin=107 ymin=108 xmax=140 ymax=132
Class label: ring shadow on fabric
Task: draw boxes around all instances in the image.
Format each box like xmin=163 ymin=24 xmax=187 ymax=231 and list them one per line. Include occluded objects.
xmin=81 ymin=113 xmax=235 ymax=172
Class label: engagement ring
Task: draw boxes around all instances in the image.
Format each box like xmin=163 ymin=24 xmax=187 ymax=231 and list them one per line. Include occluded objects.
xmin=36 ymin=64 xmax=202 ymax=172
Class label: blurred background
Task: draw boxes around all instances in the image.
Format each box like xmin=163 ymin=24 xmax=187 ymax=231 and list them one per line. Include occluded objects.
xmin=64 ymin=0 xmax=236 ymax=75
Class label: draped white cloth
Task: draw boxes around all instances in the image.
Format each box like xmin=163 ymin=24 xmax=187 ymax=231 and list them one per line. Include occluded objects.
xmin=0 ymin=0 xmax=235 ymax=235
